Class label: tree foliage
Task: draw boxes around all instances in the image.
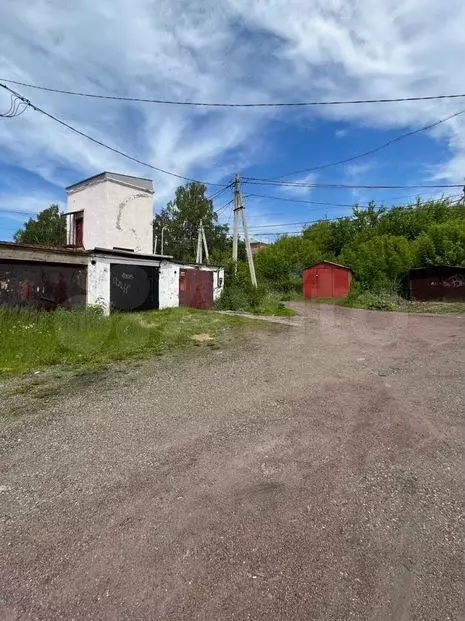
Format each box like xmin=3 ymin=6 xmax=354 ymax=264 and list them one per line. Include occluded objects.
xmin=255 ymin=235 xmax=322 ymax=291
xmin=249 ymin=196 xmax=465 ymax=294
xmin=14 ymin=204 xmax=66 ymax=247
xmin=340 ymin=235 xmax=413 ymax=292
xmin=414 ymin=220 xmax=465 ymax=267
xmin=153 ymin=182 xmax=234 ymax=263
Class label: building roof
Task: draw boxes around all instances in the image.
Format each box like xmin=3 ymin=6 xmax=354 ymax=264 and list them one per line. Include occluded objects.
xmin=0 ymin=241 xmax=87 ymax=255
xmin=91 ymin=247 xmax=172 ymax=260
xmin=408 ymin=265 xmax=465 ymax=274
xmin=0 ymin=241 xmax=169 ymax=262
xmin=302 ymin=260 xmax=352 ymax=272
xmin=66 ymin=172 xmax=154 ymax=194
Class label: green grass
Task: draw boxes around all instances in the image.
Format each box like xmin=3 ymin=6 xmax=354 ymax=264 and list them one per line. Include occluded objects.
xmin=342 ymin=291 xmax=465 ymax=314
xmin=0 ymin=306 xmax=252 ymax=377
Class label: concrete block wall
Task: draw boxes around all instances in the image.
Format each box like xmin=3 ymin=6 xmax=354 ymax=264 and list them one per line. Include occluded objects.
xmin=158 ymin=261 xmax=179 ymax=309
xmin=67 ymin=177 xmax=154 ymax=254
xmin=86 ymin=257 xmax=223 ymax=314
xmin=87 ymin=258 xmax=111 ymax=314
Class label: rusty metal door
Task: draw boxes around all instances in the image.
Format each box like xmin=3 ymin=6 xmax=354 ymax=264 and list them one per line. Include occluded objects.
xmin=179 ymin=269 xmax=214 ymax=309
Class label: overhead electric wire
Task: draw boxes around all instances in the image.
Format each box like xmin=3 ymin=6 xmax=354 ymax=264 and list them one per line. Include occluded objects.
xmin=2 ymin=78 xmax=465 ymax=108
xmin=215 ymin=198 xmax=234 ymax=216
xmin=245 ymin=192 xmax=463 ymax=209
xmin=207 ymin=182 xmax=233 ymax=202
xmin=247 ymin=196 xmax=465 ymax=233
xmin=243 ymin=179 xmax=463 ymax=190
xmin=262 ymin=109 xmax=465 ymax=180
xmin=0 ymin=83 xmax=225 ymax=187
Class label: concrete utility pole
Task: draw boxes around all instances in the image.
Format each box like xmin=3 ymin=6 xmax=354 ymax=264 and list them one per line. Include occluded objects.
xmin=196 ymin=220 xmax=203 ymax=264
xmin=201 ymin=223 xmax=210 ymax=263
xmin=196 ymin=220 xmax=210 ymax=264
xmin=161 ymin=226 xmax=166 ymax=255
xmin=153 ymin=235 xmax=158 ymax=254
xmin=232 ymin=174 xmax=257 ymax=287
xmin=232 ymin=175 xmax=240 ymax=272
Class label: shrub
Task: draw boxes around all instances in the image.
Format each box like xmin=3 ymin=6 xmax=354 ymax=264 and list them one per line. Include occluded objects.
xmin=340 ymin=234 xmax=413 ymax=292
xmin=414 ymin=220 xmax=465 ymax=267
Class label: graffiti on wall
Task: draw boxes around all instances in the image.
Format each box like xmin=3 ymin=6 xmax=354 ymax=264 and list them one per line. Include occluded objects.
xmin=430 ymin=274 xmax=465 ymax=288
xmin=0 ymin=262 xmax=87 ymax=309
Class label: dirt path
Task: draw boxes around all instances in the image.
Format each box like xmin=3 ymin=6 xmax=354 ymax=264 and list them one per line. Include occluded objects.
xmin=1 ymin=304 xmax=464 ymax=621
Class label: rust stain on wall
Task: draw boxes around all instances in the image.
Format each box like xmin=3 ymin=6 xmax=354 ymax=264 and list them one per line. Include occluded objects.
xmin=0 ymin=261 xmax=87 ymax=310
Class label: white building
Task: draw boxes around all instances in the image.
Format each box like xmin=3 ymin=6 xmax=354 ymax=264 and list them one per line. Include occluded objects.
xmin=0 ymin=172 xmax=223 ymax=314
xmin=66 ymin=172 xmax=154 ymax=254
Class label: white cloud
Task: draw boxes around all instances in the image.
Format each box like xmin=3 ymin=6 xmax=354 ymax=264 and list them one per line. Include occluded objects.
xmin=0 ymin=192 xmax=64 ymax=217
xmin=0 ymin=0 xmax=465 ymax=210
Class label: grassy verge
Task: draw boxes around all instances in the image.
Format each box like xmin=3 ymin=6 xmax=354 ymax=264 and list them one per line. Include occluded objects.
xmin=0 ymin=307 xmax=254 ymax=377
xmin=215 ymin=281 xmax=296 ymax=317
xmin=342 ymin=291 xmax=465 ymax=314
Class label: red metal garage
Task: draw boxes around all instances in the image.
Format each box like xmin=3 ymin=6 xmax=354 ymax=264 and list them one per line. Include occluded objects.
xmin=179 ymin=268 xmax=214 ymax=309
xmin=302 ymin=261 xmax=352 ymax=299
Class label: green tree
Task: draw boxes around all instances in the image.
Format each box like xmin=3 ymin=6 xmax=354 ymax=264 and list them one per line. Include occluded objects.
xmin=340 ymin=234 xmax=413 ymax=292
xmin=376 ymin=198 xmax=465 ymax=240
xmin=255 ymin=235 xmax=322 ymax=291
xmin=14 ymin=204 xmax=66 ymax=246
xmin=414 ymin=220 xmax=465 ymax=267
xmin=153 ymin=182 xmax=231 ymax=263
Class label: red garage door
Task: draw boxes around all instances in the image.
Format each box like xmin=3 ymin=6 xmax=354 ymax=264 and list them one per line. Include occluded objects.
xmin=179 ymin=269 xmax=214 ymax=309
xmin=302 ymin=261 xmax=352 ymax=299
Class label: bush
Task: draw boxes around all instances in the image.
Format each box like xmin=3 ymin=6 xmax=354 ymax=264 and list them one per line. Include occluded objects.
xmin=340 ymin=234 xmax=413 ymax=292
xmin=414 ymin=220 xmax=465 ymax=267
xmin=343 ymin=289 xmax=404 ymax=312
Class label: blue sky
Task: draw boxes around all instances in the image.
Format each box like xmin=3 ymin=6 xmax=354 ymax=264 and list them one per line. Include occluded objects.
xmin=1 ymin=0 xmax=465 ymax=243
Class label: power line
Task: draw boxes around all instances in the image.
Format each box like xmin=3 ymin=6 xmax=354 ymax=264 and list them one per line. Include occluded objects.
xmin=245 ymin=193 xmax=376 ymax=209
xmin=3 ymin=78 xmax=465 ymax=108
xmin=249 ymin=220 xmax=321 ymax=229
xmin=0 ymin=83 xmax=225 ymax=187
xmin=266 ymin=109 xmax=465 ymax=180
xmin=243 ymin=179 xmax=464 ymax=190
xmin=1 ymin=93 xmax=29 ymax=118
xmin=215 ymin=198 xmax=234 ymax=215
xmin=247 ymin=195 xmax=464 ymax=232
xmin=207 ymin=183 xmax=233 ymax=202
xmin=251 ymin=231 xmax=307 ymax=236
xmin=245 ymin=192 xmax=462 ymax=209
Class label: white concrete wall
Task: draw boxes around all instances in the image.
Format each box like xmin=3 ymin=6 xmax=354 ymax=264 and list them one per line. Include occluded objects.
xmin=67 ymin=179 xmax=153 ymax=253
xmin=87 ymin=258 xmax=111 ymax=315
xmin=67 ymin=182 xmax=106 ymax=250
xmin=86 ymin=257 xmax=223 ymax=315
xmin=159 ymin=261 xmax=179 ymax=309
xmin=212 ymin=267 xmax=224 ymax=301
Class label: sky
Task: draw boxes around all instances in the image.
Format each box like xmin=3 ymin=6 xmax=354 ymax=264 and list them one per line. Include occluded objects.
xmin=1 ymin=0 xmax=465 ymax=243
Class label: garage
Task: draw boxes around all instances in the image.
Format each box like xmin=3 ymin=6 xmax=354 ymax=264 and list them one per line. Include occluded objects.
xmin=179 ymin=268 xmax=214 ymax=309
xmin=110 ymin=263 xmax=159 ymax=312
xmin=408 ymin=266 xmax=465 ymax=301
xmin=302 ymin=261 xmax=352 ymax=300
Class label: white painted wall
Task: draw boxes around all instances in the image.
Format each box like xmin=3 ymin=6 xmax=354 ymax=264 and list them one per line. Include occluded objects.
xmin=67 ymin=178 xmax=153 ymax=253
xmin=87 ymin=258 xmax=111 ymax=315
xmin=86 ymin=256 xmax=223 ymax=315
xmin=210 ymin=267 xmax=224 ymax=301
xmin=159 ymin=261 xmax=179 ymax=309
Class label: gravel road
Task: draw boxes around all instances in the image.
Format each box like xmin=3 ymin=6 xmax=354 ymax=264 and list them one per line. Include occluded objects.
xmin=1 ymin=304 xmax=464 ymax=621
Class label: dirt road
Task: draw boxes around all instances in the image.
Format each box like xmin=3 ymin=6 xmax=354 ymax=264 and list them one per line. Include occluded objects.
xmin=1 ymin=304 xmax=464 ymax=620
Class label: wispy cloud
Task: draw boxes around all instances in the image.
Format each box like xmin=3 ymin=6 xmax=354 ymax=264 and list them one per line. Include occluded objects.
xmin=0 ymin=0 xmax=465 ymax=211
